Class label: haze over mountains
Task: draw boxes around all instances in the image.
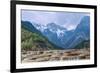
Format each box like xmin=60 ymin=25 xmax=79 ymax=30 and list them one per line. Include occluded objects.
xmin=21 ymin=16 xmax=90 ymax=49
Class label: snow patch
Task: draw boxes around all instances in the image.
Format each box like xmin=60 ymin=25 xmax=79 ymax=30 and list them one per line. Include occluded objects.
xmin=56 ymin=29 xmax=65 ymax=38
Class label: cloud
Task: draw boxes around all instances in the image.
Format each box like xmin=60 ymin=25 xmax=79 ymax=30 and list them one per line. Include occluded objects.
xmin=22 ymin=10 xmax=57 ymax=26
xmin=22 ymin=10 xmax=90 ymax=30
xmin=67 ymin=25 xmax=77 ymax=30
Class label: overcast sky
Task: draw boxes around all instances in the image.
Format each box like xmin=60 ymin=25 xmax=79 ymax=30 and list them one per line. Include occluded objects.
xmin=21 ymin=10 xmax=90 ymax=30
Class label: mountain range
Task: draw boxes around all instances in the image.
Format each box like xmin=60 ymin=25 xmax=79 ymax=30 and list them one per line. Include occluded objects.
xmin=21 ymin=21 xmax=64 ymax=51
xmin=21 ymin=16 xmax=90 ymax=49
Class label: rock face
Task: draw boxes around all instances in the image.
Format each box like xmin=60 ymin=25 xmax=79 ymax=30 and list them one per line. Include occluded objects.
xmin=21 ymin=48 xmax=90 ymax=63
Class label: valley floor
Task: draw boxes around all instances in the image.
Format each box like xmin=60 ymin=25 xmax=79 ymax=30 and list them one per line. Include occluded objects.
xmin=21 ymin=48 xmax=90 ymax=63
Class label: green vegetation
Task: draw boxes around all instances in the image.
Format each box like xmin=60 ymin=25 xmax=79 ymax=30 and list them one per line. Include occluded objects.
xmin=74 ymin=40 xmax=90 ymax=49
xmin=21 ymin=21 xmax=64 ymax=51
xmin=21 ymin=27 xmax=61 ymax=51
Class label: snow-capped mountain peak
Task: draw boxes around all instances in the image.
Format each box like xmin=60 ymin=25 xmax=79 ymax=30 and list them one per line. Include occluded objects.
xmin=32 ymin=22 xmax=68 ymax=38
xmin=31 ymin=22 xmax=47 ymax=32
xmin=29 ymin=16 xmax=90 ymax=49
xmin=56 ymin=29 xmax=65 ymax=38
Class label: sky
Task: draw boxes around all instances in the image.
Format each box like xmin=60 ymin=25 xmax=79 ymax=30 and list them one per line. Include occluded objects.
xmin=21 ymin=10 xmax=90 ymax=30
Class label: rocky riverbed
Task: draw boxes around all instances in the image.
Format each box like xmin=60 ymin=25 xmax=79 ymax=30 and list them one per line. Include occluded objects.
xmin=21 ymin=48 xmax=90 ymax=63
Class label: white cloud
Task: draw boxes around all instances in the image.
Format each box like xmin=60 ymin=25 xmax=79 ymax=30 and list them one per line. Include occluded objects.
xmin=61 ymin=24 xmax=76 ymax=31
xmin=67 ymin=25 xmax=77 ymax=30
xmin=22 ymin=10 xmax=90 ymax=30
